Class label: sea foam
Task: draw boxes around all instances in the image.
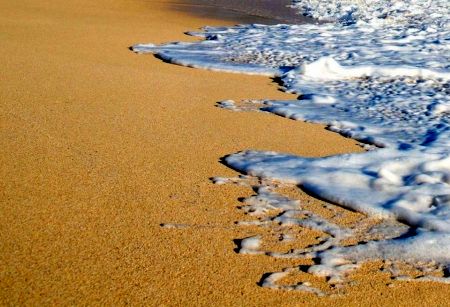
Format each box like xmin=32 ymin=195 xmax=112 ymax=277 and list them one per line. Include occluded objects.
xmin=134 ymin=0 xmax=450 ymax=294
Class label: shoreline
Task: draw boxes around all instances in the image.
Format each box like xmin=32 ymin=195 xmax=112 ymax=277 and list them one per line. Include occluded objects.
xmin=1 ymin=0 xmax=449 ymax=305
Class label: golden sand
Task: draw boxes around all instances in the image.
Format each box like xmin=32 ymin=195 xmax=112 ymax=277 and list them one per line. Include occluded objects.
xmin=1 ymin=0 xmax=449 ymax=305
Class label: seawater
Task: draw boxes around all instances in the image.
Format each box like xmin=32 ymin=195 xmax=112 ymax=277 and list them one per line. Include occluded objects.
xmin=134 ymin=0 xmax=450 ymax=294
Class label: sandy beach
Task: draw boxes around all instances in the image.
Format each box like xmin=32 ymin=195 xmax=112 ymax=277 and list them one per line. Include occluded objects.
xmin=1 ymin=0 xmax=449 ymax=305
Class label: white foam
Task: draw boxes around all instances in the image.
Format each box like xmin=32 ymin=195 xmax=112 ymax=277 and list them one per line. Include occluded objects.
xmin=260 ymin=268 xmax=326 ymax=296
xmin=226 ymin=148 xmax=450 ymax=230
xmin=237 ymin=236 xmax=264 ymax=255
xmin=216 ymin=100 xmax=237 ymax=111
xmin=299 ymin=56 xmax=450 ymax=81
xmin=214 ymin=176 xmax=412 ymax=293
xmin=291 ymin=0 xmax=449 ymax=26
xmin=134 ymin=0 xmax=450 ymax=294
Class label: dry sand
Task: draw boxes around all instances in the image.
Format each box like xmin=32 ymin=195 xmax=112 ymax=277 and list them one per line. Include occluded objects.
xmin=1 ymin=0 xmax=449 ymax=305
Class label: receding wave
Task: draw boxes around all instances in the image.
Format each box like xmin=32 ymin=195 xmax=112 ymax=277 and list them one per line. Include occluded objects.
xmin=133 ymin=0 xmax=450 ymax=295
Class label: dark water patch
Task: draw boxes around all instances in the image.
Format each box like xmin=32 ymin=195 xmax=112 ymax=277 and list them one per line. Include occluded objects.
xmin=172 ymin=0 xmax=313 ymax=25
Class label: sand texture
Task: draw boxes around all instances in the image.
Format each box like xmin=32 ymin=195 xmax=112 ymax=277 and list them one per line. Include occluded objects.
xmin=1 ymin=0 xmax=449 ymax=305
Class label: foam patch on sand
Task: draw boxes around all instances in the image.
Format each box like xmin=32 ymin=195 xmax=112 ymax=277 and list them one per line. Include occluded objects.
xmin=212 ymin=176 xmax=439 ymax=294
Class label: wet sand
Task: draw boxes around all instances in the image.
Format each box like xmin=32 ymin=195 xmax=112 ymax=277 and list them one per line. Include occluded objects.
xmin=177 ymin=0 xmax=312 ymax=24
xmin=1 ymin=0 xmax=449 ymax=305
